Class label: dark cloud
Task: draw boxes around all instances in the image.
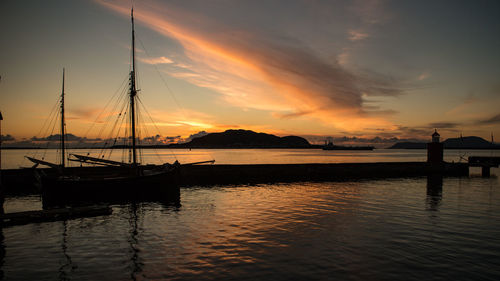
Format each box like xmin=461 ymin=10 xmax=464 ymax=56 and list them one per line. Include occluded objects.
xmin=1 ymin=134 xmax=15 ymax=141
xmin=427 ymin=122 xmax=460 ymax=129
xmin=273 ymin=110 xmax=314 ymax=119
xmin=142 ymin=135 xmax=182 ymax=144
xmin=463 ymin=92 xmax=478 ymax=104
xmin=361 ymin=106 xmax=398 ymax=116
xmin=476 ymin=113 xmax=500 ymax=125
xmin=31 ymin=134 xmax=85 ymax=142
xmin=395 ymin=126 xmax=430 ymax=137
xmin=6 ymin=133 xmax=184 ymax=148
xmin=185 ymin=131 xmax=208 ymax=143
xmin=107 ymin=0 xmax=405 ymax=121
xmin=246 ymin=35 xmax=404 ymax=112
xmin=303 ymin=134 xmax=424 ymax=147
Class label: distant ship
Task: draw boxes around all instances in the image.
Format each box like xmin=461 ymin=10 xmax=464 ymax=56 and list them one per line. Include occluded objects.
xmin=322 ymin=138 xmax=374 ymax=151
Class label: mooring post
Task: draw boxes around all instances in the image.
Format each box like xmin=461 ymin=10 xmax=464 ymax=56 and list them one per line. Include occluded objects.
xmin=481 ymin=166 xmax=490 ymax=177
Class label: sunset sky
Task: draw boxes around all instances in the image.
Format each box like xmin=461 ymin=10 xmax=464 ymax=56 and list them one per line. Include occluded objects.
xmin=1 ymin=0 xmax=499 ymax=144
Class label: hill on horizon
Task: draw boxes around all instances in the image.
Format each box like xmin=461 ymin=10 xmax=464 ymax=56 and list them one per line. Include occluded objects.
xmin=389 ymin=136 xmax=499 ymax=149
xmin=182 ymin=129 xmax=311 ymax=148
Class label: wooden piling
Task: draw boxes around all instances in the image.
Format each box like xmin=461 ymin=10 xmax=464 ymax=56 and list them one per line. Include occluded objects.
xmin=0 ymin=205 xmax=112 ymax=227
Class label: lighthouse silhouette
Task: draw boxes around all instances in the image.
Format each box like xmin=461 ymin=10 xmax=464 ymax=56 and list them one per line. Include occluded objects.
xmin=427 ymin=129 xmax=443 ymax=163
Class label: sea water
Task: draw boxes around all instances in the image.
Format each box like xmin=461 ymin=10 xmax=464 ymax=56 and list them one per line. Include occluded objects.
xmin=1 ymin=149 xmax=499 ymax=280
xmin=3 ymin=148 xmax=499 ymax=168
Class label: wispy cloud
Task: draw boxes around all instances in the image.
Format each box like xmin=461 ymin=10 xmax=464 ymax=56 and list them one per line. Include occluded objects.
xmin=68 ymin=107 xmax=103 ymax=120
xmin=349 ymin=0 xmax=391 ymax=25
xmin=476 ymin=113 xmax=500 ymax=125
xmin=97 ymin=0 xmax=402 ymax=132
xmin=0 ymin=134 xmax=15 ymax=141
xmin=446 ymin=93 xmax=479 ymax=116
xmin=337 ymin=48 xmax=351 ymax=66
xmin=348 ymin=29 xmax=369 ymax=41
xmin=427 ymin=122 xmax=460 ymax=129
xmin=139 ymin=56 xmax=174 ymax=65
xmin=417 ymin=72 xmax=430 ymax=81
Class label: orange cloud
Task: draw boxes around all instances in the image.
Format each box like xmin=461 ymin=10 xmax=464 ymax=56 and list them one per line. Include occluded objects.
xmin=97 ymin=0 xmax=400 ymax=133
xmin=417 ymin=72 xmax=430 ymax=81
xmin=139 ymin=56 xmax=173 ymax=65
xmin=348 ymin=29 xmax=369 ymax=41
xmin=139 ymin=108 xmax=287 ymax=139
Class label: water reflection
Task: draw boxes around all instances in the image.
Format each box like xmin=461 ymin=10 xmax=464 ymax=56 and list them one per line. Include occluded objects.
xmin=5 ymin=148 xmax=499 ymax=169
xmin=129 ymin=203 xmax=142 ymax=281
xmin=59 ymin=220 xmax=73 ymax=280
xmin=2 ymin=179 xmax=500 ymax=280
xmin=426 ymin=175 xmax=443 ymax=211
xmin=0 ymin=228 xmax=4 ymax=280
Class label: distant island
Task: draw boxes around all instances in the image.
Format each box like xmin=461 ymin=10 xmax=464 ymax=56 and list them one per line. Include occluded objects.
xmin=166 ymin=129 xmax=373 ymax=149
xmin=389 ymin=136 xmax=500 ymax=149
xmin=6 ymin=130 xmax=498 ymax=150
xmin=169 ymin=129 xmax=311 ymax=148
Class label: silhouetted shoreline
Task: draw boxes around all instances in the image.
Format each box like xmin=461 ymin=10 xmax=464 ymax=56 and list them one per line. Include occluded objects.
xmin=390 ymin=136 xmax=499 ymax=149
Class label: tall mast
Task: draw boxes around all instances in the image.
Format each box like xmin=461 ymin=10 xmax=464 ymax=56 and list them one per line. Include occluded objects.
xmin=0 ymin=111 xmax=3 ymax=182
xmin=61 ymin=68 xmax=65 ymax=168
xmin=130 ymin=8 xmax=138 ymax=166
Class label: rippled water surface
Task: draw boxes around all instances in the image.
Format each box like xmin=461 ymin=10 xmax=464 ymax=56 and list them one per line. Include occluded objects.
xmin=2 ymin=176 xmax=500 ymax=280
xmin=4 ymin=148 xmax=500 ymax=169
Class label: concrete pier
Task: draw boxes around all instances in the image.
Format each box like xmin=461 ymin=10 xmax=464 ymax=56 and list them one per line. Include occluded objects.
xmin=1 ymin=162 xmax=470 ymax=194
xmin=468 ymin=156 xmax=500 ymax=177
xmin=178 ymin=162 xmax=469 ymax=186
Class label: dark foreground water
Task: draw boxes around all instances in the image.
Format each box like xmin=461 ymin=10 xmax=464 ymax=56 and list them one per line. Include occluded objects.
xmin=2 ymin=175 xmax=500 ymax=280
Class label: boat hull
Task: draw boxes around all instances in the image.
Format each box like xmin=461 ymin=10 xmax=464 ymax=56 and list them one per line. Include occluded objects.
xmin=41 ymin=168 xmax=180 ymax=207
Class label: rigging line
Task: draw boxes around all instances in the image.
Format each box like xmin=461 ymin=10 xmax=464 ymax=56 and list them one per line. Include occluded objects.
xmin=136 ymin=105 xmax=161 ymax=164
xmin=138 ymin=115 xmax=162 ymax=164
xmin=107 ymin=106 xmax=128 ymax=161
xmin=125 ymin=111 xmax=131 ymax=164
xmin=43 ymin=108 xmax=61 ymax=161
xmin=29 ymin=95 xmax=61 ymax=162
xmin=122 ymin=111 xmax=128 ymax=163
xmin=63 ymin=101 xmax=72 ymax=166
xmin=90 ymin=86 xmax=129 ymax=154
xmin=95 ymin=87 xmax=128 ymax=143
xmin=99 ymin=94 xmax=129 ymax=154
xmin=44 ymin=99 xmax=62 ymax=149
xmin=134 ymin=103 xmax=142 ymax=164
xmin=106 ymin=99 xmax=129 ymax=160
xmin=82 ymin=74 xmax=128 ymax=141
xmin=81 ymin=74 xmax=129 ymax=147
xmin=139 ymin=106 xmax=147 ymax=164
xmin=136 ymin=36 xmax=187 ymax=119
xmin=35 ymin=95 xmax=61 ymax=141
xmin=99 ymin=102 xmax=126 ymax=159
xmin=63 ymin=123 xmax=70 ymax=167
xmin=137 ymin=35 xmax=215 ymax=162
xmin=41 ymin=102 xmax=62 ymax=161
xmin=138 ymin=105 xmax=145 ymax=164
xmin=137 ymin=96 xmax=177 ymax=161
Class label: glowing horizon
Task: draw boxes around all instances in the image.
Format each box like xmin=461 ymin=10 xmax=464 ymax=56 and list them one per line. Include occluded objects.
xmin=0 ymin=0 xmax=499 ymax=142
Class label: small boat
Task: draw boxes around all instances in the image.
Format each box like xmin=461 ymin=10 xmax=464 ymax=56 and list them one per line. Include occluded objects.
xmin=322 ymin=138 xmax=374 ymax=151
xmin=27 ymin=8 xmax=213 ymax=206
